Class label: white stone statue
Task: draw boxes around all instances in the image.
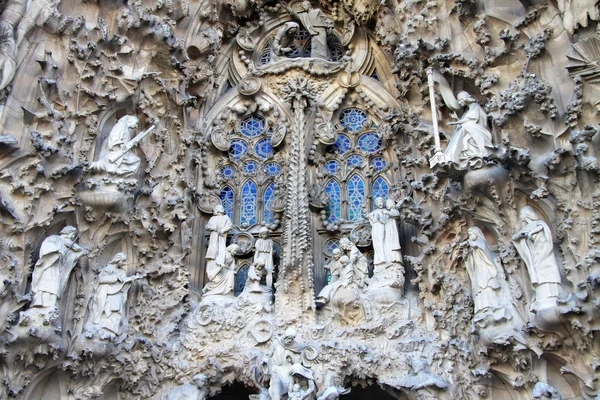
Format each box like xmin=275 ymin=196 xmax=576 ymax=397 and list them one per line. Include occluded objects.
xmin=367 ymin=197 xmax=402 ymax=268
xmin=162 ymin=374 xmax=208 ymax=400
xmin=244 ymin=259 xmax=271 ymax=295
xmin=203 ymin=243 xmax=240 ymax=297
xmin=444 ymin=91 xmax=494 ymax=169
xmin=84 ymin=253 xmax=143 ymax=340
xmin=270 ymin=22 xmax=299 ymax=62
xmin=512 ymin=206 xmax=563 ymax=309
xmin=316 ymin=249 xmax=342 ymax=306
xmin=30 ymin=226 xmax=86 ymax=313
xmin=205 ymin=204 xmax=233 ymax=282
xmin=339 ymin=238 xmax=368 ymax=288
xmin=281 ymin=1 xmax=334 ymax=59
xmin=90 ymin=115 xmax=141 ymax=177
xmin=263 ymin=327 xmax=302 ymax=400
xmin=254 ymin=227 xmax=274 ymax=288
xmin=463 ymin=227 xmax=509 ymax=317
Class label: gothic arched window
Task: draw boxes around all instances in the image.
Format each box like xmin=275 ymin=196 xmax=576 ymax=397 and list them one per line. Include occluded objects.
xmin=264 ymin=183 xmax=276 ymax=224
xmin=325 ymin=180 xmax=342 ymax=223
xmin=220 ymin=186 xmax=235 ymax=219
xmin=241 ymin=180 xmax=258 ymax=227
xmin=348 ymin=175 xmax=365 ymax=222
xmin=372 ymin=176 xmax=390 ymax=204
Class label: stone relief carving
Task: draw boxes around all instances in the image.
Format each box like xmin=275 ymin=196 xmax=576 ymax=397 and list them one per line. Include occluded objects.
xmin=0 ymin=0 xmax=599 ymax=398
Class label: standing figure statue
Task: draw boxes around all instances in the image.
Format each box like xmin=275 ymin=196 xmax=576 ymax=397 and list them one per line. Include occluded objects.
xmin=368 ymin=197 xmax=402 ymax=268
xmin=90 ymin=116 xmax=143 ymax=177
xmin=205 ymin=204 xmax=233 ymax=284
xmin=512 ymin=206 xmax=563 ymax=310
xmin=280 ymin=1 xmax=334 ymax=59
xmin=30 ymin=226 xmax=86 ymax=315
xmin=316 ymin=248 xmax=342 ymax=306
xmin=384 ymin=199 xmax=403 ymax=265
xmin=339 ymin=238 xmax=368 ymax=288
xmin=270 ymin=22 xmax=299 ymax=62
xmin=443 ymin=91 xmax=494 ymax=170
xmin=254 ymin=227 xmax=274 ymax=288
xmin=84 ymin=253 xmax=143 ymax=340
xmin=262 ymin=327 xmax=302 ymax=400
xmin=203 ymin=244 xmax=240 ymax=297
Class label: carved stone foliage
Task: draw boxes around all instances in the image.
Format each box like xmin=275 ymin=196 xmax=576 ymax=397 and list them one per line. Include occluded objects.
xmin=0 ymin=0 xmax=599 ymax=399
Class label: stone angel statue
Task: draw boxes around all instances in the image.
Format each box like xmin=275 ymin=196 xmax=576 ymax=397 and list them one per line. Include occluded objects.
xmin=428 ymin=69 xmax=495 ymax=170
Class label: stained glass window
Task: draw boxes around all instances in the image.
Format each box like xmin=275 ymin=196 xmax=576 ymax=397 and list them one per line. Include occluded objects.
xmin=371 ymin=157 xmax=387 ymax=172
xmin=371 ymin=70 xmax=380 ymax=81
xmin=255 ymin=138 xmax=274 ymax=159
xmin=325 ymin=160 xmax=341 ymax=174
xmin=219 ymin=186 xmax=235 ymax=219
xmin=358 ymin=132 xmax=382 ymax=153
xmin=340 ymin=109 xmax=368 ymax=133
xmin=347 ymin=155 xmax=364 ymax=168
xmin=241 ymin=180 xmax=257 ymax=226
xmin=328 ymin=34 xmax=344 ymax=62
xmin=240 ymin=115 xmax=266 ymax=138
xmin=234 ymin=264 xmax=249 ymax=296
xmin=325 ymin=239 xmax=339 ymax=256
xmin=242 ymin=160 xmax=259 ymax=175
xmin=348 ymin=175 xmax=366 ymax=222
xmin=372 ymin=177 xmax=389 ymax=204
xmin=329 ymin=134 xmax=351 ymax=155
xmin=229 ymin=139 xmax=248 ymax=161
xmin=264 ymin=183 xmax=276 ymax=224
xmin=220 ymin=165 xmax=236 ymax=180
xmin=325 ymin=180 xmax=342 ymax=223
xmin=265 ymin=162 xmax=282 ymax=177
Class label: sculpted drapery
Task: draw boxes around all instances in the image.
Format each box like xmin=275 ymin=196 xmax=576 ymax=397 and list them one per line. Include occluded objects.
xmin=90 ymin=115 xmax=141 ymax=177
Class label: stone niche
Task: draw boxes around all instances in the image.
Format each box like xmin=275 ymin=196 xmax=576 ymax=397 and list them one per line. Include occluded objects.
xmin=0 ymin=0 xmax=598 ymax=399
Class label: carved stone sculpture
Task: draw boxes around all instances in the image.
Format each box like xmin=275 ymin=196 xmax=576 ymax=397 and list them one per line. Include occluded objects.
xmin=270 ymin=22 xmax=299 ymax=63
xmin=162 ymin=374 xmax=208 ymax=400
xmin=338 ymin=238 xmax=368 ymax=288
xmin=263 ymin=327 xmax=302 ymax=400
xmin=444 ymin=91 xmax=494 ymax=170
xmin=281 ymin=1 xmax=333 ymax=59
xmin=204 ymin=204 xmax=233 ymax=290
xmin=367 ymin=197 xmax=402 ymax=267
xmin=315 ymin=248 xmax=342 ymax=306
xmin=84 ymin=253 xmax=142 ymax=340
xmin=254 ymin=227 xmax=274 ymax=288
xmin=512 ymin=206 xmax=563 ymax=311
xmin=203 ymin=243 xmax=240 ymax=298
xmin=29 ymin=226 xmax=86 ymax=315
xmin=90 ymin=116 xmax=142 ymax=178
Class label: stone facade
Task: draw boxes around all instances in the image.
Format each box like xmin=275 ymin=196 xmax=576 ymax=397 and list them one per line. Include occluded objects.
xmin=0 ymin=0 xmax=599 ymax=399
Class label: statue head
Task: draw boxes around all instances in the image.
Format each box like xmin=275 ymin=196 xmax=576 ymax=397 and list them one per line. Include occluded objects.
xmin=59 ymin=226 xmax=78 ymax=240
xmin=332 ymin=248 xmax=342 ymax=260
xmin=467 ymin=226 xmax=484 ymax=241
xmin=213 ymin=204 xmax=225 ymax=215
xmin=339 ymin=238 xmax=352 ymax=250
xmin=292 ymin=383 xmax=301 ymax=393
xmin=457 ymin=91 xmax=475 ymax=107
xmin=259 ymin=227 xmax=269 ymax=238
xmin=254 ymin=258 xmax=266 ymax=271
xmin=385 ymin=198 xmax=395 ymax=210
xmin=339 ymin=255 xmax=350 ymax=266
xmin=192 ymin=373 xmax=207 ymax=388
xmin=301 ymin=1 xmax=312 ymax=11
xmin=226 ymin=244 xmax=240 ymax=255
xmin=283 ymin=327 xmax=297 ymax=344
xmin=375 ymin=197 xmax=385 ymax=209
xmin=110 ymin=252 xmax=128 ymax=267
xmin=519 ymin=206 xmax=540 ymax=224
xmin=286 ymin=22 xmax=299 ymax=36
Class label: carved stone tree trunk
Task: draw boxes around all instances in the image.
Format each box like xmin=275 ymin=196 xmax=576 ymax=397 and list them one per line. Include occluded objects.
xmin=276 ymin=77 xmax=317 ymax=323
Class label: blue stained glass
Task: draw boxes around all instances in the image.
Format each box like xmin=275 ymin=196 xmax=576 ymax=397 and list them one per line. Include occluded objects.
xmin=340 ymin=109 xmax=368 ymax=133
xmin=240 ymin=115 xmax=266 ymax=138
xmin=325 ymin=160 xmax=341 ymax=174
xmin=358 ymin=132 xmax=382 ymax=153
xmin=255 ymin=138 xmax=274 ymax=159
xmin=325 ymin=239 xmax=339 ymax=256
xmin=372 ymin=177 xmax=389 ymax=205
xmin=234 ymin=264 xmax=249 ymax=296
xmin=325 ymin=180 xmax=342 ymax=223
xmin=241 ymin=180 xmax=257 ymax=226
xmin=220 ymin=165 xmax=236 ymax=180
xmin=264 ymin=183 xmax=276 ymax=224
xmin=347 ymin=155 xmax=364 ymax=168
xmin=371 ymin=157 xmax=387 ymax=172
xmin=229 ymin=139 xmax=248 ymax=161
xmin=330 ymin=134 xmax=351 ymax=155
xmin=265 ymin=162 xmax=282 ymax=177
xmin=371 ymin=70 xmax=380 ymax=81
xmin=242 ymin=160 xmax=259 ymax=175
xmin=348 ymin=175 xmax=365 ymax=221
xmin=219 ymin=186 xmax=235 ymax=219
